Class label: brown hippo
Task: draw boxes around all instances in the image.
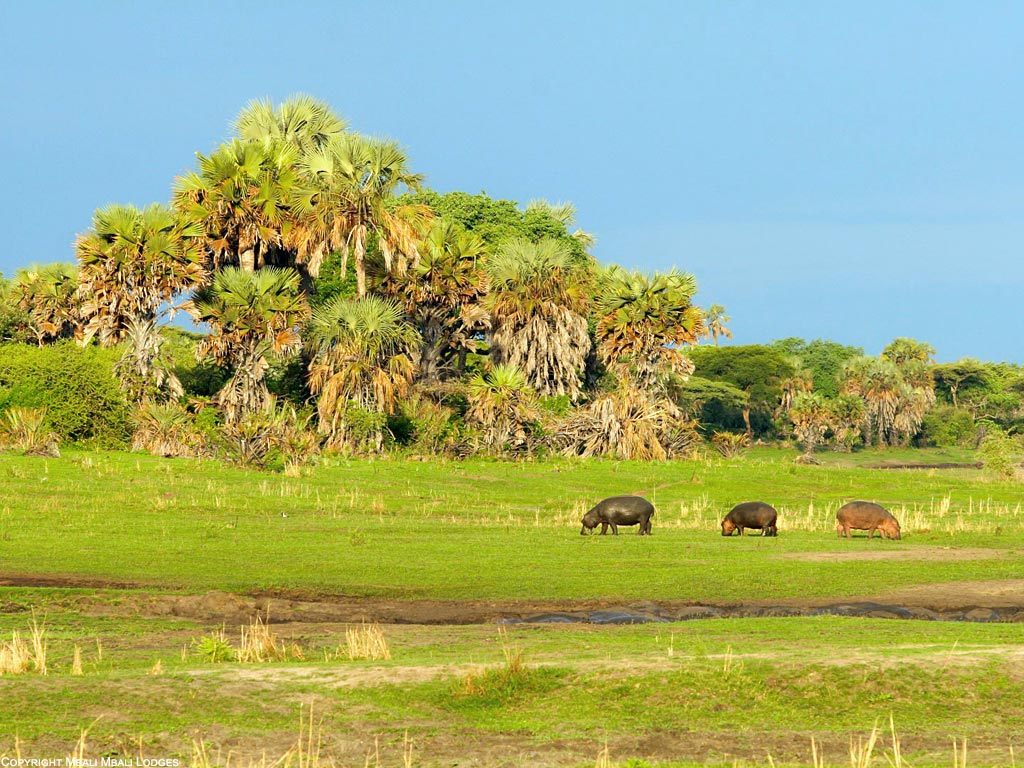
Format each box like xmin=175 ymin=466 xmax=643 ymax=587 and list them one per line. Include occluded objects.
xmin=581 ymin=496 xmax=654 ymax=535
xmin=836 ymin=501 xmax=901 ymax=539
xmin=721 ymin=501 xmax=778 ymax=536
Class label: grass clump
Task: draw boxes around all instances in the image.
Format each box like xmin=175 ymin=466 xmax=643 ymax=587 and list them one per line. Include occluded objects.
xmin=0 ymin=616 xmax=48 ymax=676
xmin=191 ymin=628 xmax=236 ymax=663
xmin=343 ymin=622 xmax=391 ymax=661
xmin=192 ymin=614 xmax=304 ymax=664
xmin=446 ymin=645 xmax=565 ymax=710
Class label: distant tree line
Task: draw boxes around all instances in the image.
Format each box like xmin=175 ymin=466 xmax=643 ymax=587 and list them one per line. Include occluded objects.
xmin=1 ymin=96 xmax=1022 ymax=469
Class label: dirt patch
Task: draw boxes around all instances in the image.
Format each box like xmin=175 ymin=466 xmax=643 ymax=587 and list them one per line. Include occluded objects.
xmin=782 ymin=547 xmax=1005 ymax=562
xmin=3 ymin=572 xmax=1024 ymax=625
xmin=866 ymin=461 xmax=983 ymax=469
xmin=878 ymin=579 xmax=1024 ymax=610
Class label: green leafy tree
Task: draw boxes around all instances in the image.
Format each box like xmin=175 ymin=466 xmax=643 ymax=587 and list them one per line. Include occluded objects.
xmin=688 ymin=345 xmax=795 ymax=437
xmin=932 ymin=359 xmax=989 ymax=408
xmin=770 ymin=338 xmax=863 ymax=397
xmin=404 ymin=190 xmax=589 ymax=261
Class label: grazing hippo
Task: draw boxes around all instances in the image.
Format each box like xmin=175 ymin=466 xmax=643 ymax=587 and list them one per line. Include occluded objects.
xmin=836 ymin=501 xmax=901 ymax=539
xmin=721 ymin=501 xmax=778 ymax=536
xmin=581 ymin=496 xmax=654 ymax=535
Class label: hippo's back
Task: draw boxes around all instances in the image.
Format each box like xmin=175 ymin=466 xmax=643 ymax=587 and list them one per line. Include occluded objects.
xmin=837 ymin=501 xmax=893 ymax=523
xmin=727 ymin=501 xmax=777 ymax=521
xmin=596 ymin=495 xmax=654 ymax=514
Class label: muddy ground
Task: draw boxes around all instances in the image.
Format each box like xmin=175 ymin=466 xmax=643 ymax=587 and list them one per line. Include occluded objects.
xmin=2 ymin=571 xmax=1023 ymax=625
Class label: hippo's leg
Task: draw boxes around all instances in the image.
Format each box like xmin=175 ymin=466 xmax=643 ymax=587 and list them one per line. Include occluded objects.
xmin=611 ymin=523 xmax=619 ymax=535
xmin=737 ymin=526 xmax=744 ymax=536
xmin=599 ymin=522 xmax=609 ymax=535
xmin=868 ymin=527 xmax=877 ymax=539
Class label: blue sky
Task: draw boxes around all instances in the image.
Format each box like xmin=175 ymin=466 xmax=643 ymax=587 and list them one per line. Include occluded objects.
xmin=2 ymin=1 xmax=1021 ymax=362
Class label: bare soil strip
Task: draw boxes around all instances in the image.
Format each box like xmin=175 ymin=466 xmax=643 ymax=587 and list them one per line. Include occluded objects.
xmin=2 ymin=572 xmax=1023 ymax=624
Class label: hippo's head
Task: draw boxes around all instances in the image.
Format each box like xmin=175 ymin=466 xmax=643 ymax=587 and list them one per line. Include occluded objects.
xmin=581 ymin=510 xmax=600 ymax=535
xmin=721 ymin=519 xmax=737 ymax=536
xmin=881 ymin=519 xmax=902 ymax=540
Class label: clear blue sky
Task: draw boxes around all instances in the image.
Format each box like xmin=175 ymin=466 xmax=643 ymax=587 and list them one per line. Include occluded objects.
xmin=2 ymin=1 xmax=1021 ymax=362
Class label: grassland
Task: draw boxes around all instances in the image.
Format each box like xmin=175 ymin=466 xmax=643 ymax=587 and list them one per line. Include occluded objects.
xmin=0 ymin=447 xmax=1022 ymax=766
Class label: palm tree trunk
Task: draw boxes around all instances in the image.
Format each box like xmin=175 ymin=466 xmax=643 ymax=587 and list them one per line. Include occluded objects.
xmin=354 ymin=232 xmax=367 ymax=297
xmin=240 ymin=248 xmax=256 ymax=272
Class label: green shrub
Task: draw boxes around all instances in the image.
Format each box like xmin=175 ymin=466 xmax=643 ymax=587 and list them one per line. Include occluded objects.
xmin=978 ymin=423 xmax=1022 ymax=479
xmin=919 ymin=405 xmax=977 ymax=447
xmin=0 ymin=343 xmax=131 ymax=446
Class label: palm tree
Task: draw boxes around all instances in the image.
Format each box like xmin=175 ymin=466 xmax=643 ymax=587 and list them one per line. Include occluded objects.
xmin=75 ymin=203 xmax=206 ymax=400
xmin=306 ymin=294 xmax=420 ymax=449
xmin=189 ymin=267 xmax=309 ymax=422
xmin=379 ymin=219 xmax=489 ymax=384
xmin=465 ymin=364 xmax=540 ymax=453
xmin=882 ymin=337 xmax=936 ymax=366
xmin=593 ymin=266 xmax=704 ymax=392
xmin=840 ymin=356 xmax=907 ymax=447
xmin=234 ymin=95 xmax=346 ymax=154
xmin=15 ymin=263 xmax=79 ymax=345
xmin=788 ymin=392 xmax=831 ymax=454
xmin=174 ymin=139 xmax=313 ymax=274
xmin=0 ymin=274 xmax=31 ymax=343
xmin=301 ymin=133 xmax=431 ymax=296
xmin=702 ymin=304 xmax=733 ymax=346
xmin=484 ymin=238 xmax=592 ymax=399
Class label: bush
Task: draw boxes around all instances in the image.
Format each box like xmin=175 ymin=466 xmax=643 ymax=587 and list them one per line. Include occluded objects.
xmin=919 ymin=405 xmax=977 ymax=447
xmin=0 ymin=343 xmax=131 ymax=446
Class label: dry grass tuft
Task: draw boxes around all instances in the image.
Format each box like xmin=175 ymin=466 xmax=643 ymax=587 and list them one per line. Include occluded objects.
xmin=0 ymin=631 xmax=32 ymax=675
xmin=345 ymin=623 xmax=391 ymax=661
xmin=0 ymin=616 xmax=48 ymax=676
xmin=848 ymin=721 xmax=880 ymax=768
xmin=71 ymin=644 xmax=83 ymax=676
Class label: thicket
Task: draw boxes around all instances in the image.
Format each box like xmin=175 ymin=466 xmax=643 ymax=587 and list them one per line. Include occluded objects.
xmin=0 ymin=343 xmax=131 ymax=446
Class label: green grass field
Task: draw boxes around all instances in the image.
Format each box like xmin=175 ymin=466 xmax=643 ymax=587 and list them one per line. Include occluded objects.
xmin=0 ymin=447 xmax=1022 ymax=766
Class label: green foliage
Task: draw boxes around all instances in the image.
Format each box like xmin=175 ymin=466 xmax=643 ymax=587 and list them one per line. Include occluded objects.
xmin=882 ymin=336 xmax=936 ymax=366
xmin=404 ymin=190 xmax=590 ymax=261
xmin=688 ymin=345 xmax=795 ymax=436
xmin=191 ymin=630 xmax=237 ymax=663
xmin=309 ymin=250 xmax=359 ymax=308
xmin=0 ymin=343 xmax=131 ymax=446
xmin=978 ymin=423 xmax=1022 ymax=479
xmin=0 ymin=274 xmax=32 ymax=343
xmin=770 ymin=337 xmax=862 ymax=397
xmin=443 ymin=657 xmax=566 ymax=711
xmin=675 ymin=375 xmax=749 ymax=419
xmin=919 ymin=405 xmax=977 ymax=448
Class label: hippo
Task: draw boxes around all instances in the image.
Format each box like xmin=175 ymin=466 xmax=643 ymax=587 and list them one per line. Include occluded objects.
xmin=580 ymin=496 xmax=654 ymax=535
xmin=721 ymin=501 xmax=778 ymax=536
xmin=836 ymin=501 xmax=901 ymax=539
